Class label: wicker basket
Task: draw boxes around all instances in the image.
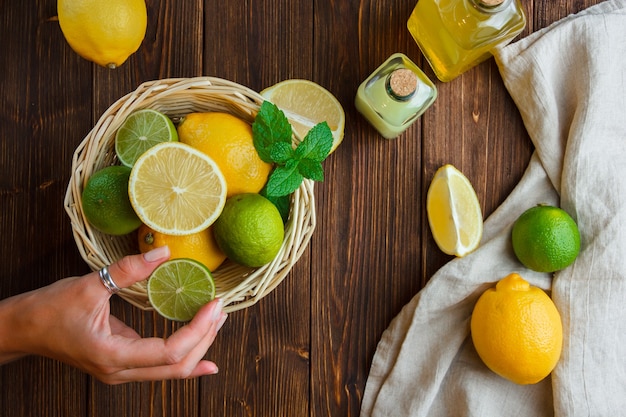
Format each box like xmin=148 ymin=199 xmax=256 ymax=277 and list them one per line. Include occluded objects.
xmin=64 ymin=77 xmax=316 ymax=313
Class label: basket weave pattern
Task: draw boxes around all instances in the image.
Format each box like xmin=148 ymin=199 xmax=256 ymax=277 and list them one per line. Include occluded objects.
xmin=64 ymin=77 xmax=316 ymax=313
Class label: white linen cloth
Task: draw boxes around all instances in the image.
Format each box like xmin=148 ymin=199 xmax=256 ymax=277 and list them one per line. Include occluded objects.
xmin=359 ymin=1 xmax=626 ymax=415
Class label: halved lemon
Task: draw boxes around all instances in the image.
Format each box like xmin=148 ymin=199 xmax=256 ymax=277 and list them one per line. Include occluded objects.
xmin=129 ymin=142 xmax=227 ymax=235
xmin=426 ymin=164 xmax=483 ymax=257
xmin=260 ymin=79 xmax=345 ymax=153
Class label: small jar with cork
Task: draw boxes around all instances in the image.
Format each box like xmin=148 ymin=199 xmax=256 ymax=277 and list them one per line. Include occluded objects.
xmin=355 ymin=53 xmax=437 ymax=139
xmin=407 ymin=0 xmax=526 ymax=82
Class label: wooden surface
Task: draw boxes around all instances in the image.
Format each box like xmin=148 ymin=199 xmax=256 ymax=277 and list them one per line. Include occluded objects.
xmin=0 ymin=0 xmax=602 ymax=415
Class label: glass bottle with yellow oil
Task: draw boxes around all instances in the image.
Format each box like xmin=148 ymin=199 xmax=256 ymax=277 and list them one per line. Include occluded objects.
xmin=407 ymin=0 xmax=526 ymax=82
xmin=355 ymin=53 xmax=437 ymax=139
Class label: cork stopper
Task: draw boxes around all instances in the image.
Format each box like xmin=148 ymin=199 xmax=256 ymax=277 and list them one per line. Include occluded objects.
xmin=478 ymin=0 xmax=505 ymax=6
xmin=387 ymin=69 xmax=418 ymax=100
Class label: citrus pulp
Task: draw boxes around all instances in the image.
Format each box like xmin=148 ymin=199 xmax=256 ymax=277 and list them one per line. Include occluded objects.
xmin=128 ymin=142 xmax=227 ymax=235
xmin=147 ymin=258 xmax=216 ymax=322
xmin=260 ymin=79 xmax=345 ymax=153
xmin=115 ymin=109 xmax=178 ymax=167
xmin=426 ymin=164 xmax=483 ymax=257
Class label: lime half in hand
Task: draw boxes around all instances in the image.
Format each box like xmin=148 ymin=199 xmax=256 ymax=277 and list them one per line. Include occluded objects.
xmin=147 ymin=258 xmax=216 ymax=322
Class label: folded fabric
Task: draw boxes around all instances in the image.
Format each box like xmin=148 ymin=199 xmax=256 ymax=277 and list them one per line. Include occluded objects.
xmin=359 ymin=1 xmax=626 ymax=416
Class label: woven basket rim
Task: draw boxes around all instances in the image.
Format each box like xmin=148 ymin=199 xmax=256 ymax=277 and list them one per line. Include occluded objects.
xmin=63 ymin=76 xmax=316 ymax=314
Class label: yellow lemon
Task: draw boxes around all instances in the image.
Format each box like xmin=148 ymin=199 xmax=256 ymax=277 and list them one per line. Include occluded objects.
xmin=178 ymin=112 xmax=272 ymax=197
xmin=138 ymin=224 xmax=226 ymax=272
xmin=128 ymin=142 xmax=227 ymax=235
xmin=426 ymin=164 xmax=483 ymax=257
xmin=58 ymin=0 xmax=147 ymax=68
xmin=471 ymin=273 xmax=563 ymax=385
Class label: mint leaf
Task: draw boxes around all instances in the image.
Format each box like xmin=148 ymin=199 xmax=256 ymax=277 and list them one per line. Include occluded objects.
xmin=252 ymin=100 xmax=335 ymax=199
xmin=266 ymin=160 xmax=303 ymax=197
xmin=252 ymin=101 xmax=292 ymax=163
xmin=294 ymin=122 xmax=333 ymax=162
xmin=269 ymin=142 xmax=295 ymax=164
xmin=298 ymin=159 xmax=324 ymax=181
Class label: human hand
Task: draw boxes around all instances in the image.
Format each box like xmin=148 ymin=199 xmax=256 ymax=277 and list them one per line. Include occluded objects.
xmin=0 ymin=246 xmax=227 ymax=384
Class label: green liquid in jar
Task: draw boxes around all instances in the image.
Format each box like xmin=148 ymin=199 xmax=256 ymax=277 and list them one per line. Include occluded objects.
xmin=355 ymin=53 xmax=437 ymax=139
xmin=407 ymin=0 xmax=526 ymax=82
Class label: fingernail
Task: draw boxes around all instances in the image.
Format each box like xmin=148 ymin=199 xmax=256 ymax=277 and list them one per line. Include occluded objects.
xmin=143 ymin=245 xmax=170 ymax=263
xmin=210 ymin=298 xmax=224 ymax=321
xmin=217 ymin=313 xmax=228 ymax=331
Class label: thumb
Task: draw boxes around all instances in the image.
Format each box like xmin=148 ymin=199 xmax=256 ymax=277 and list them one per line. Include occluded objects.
xmin=106 ymin=246 xmax=171 ymax=290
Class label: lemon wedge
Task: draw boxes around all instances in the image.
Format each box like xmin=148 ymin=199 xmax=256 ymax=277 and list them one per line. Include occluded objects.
xmin=260 ymin=79 xmax=345 ymax=153
xmin=426 ymin=164 xmax=483 ymax=257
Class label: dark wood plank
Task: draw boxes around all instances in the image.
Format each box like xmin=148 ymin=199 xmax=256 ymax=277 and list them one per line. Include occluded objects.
xmin=0 ymin=1 xmax=92 ymax=416
xmin=310 ymin=1 xmax=429 ymax=415
xmin=199 ymin=2 xmax=315 ymax=416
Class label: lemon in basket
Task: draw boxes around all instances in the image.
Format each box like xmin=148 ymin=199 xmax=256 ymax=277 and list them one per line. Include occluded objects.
xmin=81 ymin=165 xmax=141 ymax=235
xmin=115 ymin=109 xmax=178 ymax=167
xmin=129 ymin=142 xmax=227 ymax=235
xmin=426 ymin=164 xmax=483 ymax=257
xmin=178 ymin=112 xmax=273 ymax=197
xmin=260 ymin=79 xmax=345 ymax=153
xmin=138 ymin=224 xmax=226 ymax=272
xmin=147 ymin=258 xmax=216 ymax=322
xmin=57 ymin=0 xmax=147 ymax=68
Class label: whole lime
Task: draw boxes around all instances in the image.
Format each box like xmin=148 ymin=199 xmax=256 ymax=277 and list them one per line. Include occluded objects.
xmin=82 ymin=165 xmax=141 ymax=235
xmin=511 ymin=205 xmax=581 ymax=272
xmin=213 ymin=193 xmax=285 ymax=267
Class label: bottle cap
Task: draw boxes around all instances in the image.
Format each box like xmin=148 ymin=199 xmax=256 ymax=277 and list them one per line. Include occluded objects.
xmin=479 ymin=0 xmax=505 ymax=6
xmin=387 ymin=68 xmax=418 ymax=100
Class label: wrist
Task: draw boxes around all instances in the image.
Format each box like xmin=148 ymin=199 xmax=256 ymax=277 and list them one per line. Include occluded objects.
xmin=0 ymin=293 xmax=30 ymax=364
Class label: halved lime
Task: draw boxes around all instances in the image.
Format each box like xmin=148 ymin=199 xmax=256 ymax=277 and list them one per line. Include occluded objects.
xmin=115 ymin=109 xmax=178 ymax=167
xmin=147 ymin=258 xmax=216 ymax=322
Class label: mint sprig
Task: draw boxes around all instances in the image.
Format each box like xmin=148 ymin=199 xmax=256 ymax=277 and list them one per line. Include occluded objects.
xmin=253 ymin=101 xmax=333 ymax=198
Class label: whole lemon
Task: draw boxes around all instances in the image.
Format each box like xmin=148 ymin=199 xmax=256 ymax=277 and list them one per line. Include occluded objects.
xmin=137 ymin=224 xmax=226 ymax=272
xmin=81 ymin=165 xmax=141 ymax=235
xmin=511 ymin=205 xmax=581 ymax=272
xmin=471 ymin=273 xmax=563 ymax=385
xmin=57 ymin=0 xmax=147 ymax=68
xmin=178 ymin=112 xmax=273 ymax=197
xmin=213 ymin=193 xmax=284 ymax=267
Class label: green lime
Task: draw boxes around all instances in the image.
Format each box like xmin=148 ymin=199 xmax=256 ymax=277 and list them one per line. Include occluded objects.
xmin=511 ymin=205 xmax=581 ymax=273
xmin=115 ymin=109 xmax=178 ymax=167
xmin=213 ymin=193 xmax=285 ymax=267
xmin=81 ymin=165 xmax=141 ymax=235
xmin=147 ymin=258 xmax=216 ymax=322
